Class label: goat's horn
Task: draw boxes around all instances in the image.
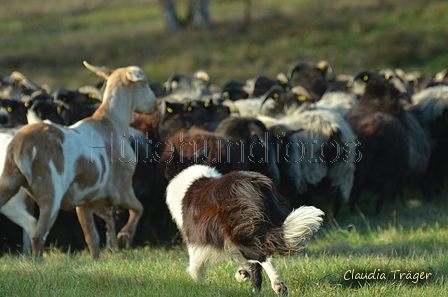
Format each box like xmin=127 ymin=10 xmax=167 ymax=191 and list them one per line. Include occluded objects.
xmin=83 ymin=61 xmax=113 ymax=79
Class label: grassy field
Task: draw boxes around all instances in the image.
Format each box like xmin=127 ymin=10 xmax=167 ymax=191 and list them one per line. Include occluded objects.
xmin=2 ymin=0 xmax=448 ymax=89
xmin=1 ymin=0 xmax=448 ymax=296
xmin=0 ymin=189 xmax=447 ymax=296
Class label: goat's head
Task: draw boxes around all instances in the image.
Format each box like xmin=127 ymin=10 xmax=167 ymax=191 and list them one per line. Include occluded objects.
xmin=259 ymin=86 xmax=314 ymax=118
xmin=83 ymin=61 xmax=158 ymax=116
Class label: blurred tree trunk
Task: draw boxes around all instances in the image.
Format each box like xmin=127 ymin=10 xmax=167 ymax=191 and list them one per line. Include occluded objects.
xmin=187 ymin=0 xmax=210 ymax=28
xmin=159 ymin=0 xmax=181 ymax=32
xmin=159 ymin=0 xmax=210 ymax=32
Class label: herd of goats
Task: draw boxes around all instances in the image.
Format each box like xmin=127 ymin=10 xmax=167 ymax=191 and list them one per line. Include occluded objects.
xmin=0 ymin=60 xmax=447 ymax=290
xmin=0 ymin=59 xmax=447 ymax=293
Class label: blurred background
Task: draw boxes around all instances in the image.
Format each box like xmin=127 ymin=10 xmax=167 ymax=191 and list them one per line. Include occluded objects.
xmin=1 ymin=0 xmax=448 ymax=90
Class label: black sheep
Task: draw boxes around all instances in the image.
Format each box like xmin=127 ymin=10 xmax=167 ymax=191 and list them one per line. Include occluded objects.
xmin=287 ymin=60 xmax=334 ymax=101
xmin=345 ymin=72 xmax=409 ymax=214
xmin=408 ymin=85 xmax=448 ymax=199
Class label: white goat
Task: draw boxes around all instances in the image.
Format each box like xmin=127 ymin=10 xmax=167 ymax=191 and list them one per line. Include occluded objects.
xmin=0 ymin=62 xmax=158 ymax=260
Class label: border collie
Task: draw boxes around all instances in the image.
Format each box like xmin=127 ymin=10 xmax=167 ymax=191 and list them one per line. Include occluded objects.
xmin=165 ymin=146 xmax=324 ymax=295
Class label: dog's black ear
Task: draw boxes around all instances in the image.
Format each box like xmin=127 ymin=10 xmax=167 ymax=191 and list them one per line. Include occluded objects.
xmin=192 ymin=146 xmax=210 ymax=163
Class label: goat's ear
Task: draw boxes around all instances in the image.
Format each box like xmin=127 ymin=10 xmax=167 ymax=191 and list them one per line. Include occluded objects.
xmin=125 ymin=66 xmax=146 ymax=82
xmin=83 ymin=61 xmax=113 ymax=79
xmin=260 ymin=86 xmax=283 ymax=110
xmin=316 ymin=60 xmax=334 ymax=77
xmin=291 ymin=86 xmax=314 ymax=102
xmin=276 ymin=72 xmax=289 ymax=87
xmin=159 ymin=100 xmax=166 ymax=118
xmin=203 ymin=98 xmax=213 ymax=108
xmin=352 ymin=71 xmax=373 ymax=84
xmin=159 ymin=100 xmax=174 ymax=118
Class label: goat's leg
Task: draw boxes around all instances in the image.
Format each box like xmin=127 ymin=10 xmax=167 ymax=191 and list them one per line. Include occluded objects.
xmin=92 ymin=205 xmax=118 ymax=252
xmin=32 ymin=199 xmax=60 ymax=259
xmin=0 ymin=188 xmax=37 ymax=255
xmin=76 ymin=206 xmax=101 ymax=260
xmin=260 ymin=256 xmax=287 ymax=295
xmin=116 ymin=189 xmax=143 ymax=249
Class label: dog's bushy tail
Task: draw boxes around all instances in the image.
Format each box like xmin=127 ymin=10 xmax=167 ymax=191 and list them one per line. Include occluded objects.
xmin=281 ymin=206 xmax=324 ymax=252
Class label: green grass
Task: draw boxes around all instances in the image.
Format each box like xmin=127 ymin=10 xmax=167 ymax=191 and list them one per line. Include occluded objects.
xmin=1 ymin=192 xmax=447 ymax=296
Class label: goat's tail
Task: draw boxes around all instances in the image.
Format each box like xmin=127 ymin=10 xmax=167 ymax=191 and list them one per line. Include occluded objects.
xmin=280 ymin=206 xmax=324 ymax=253
xmin=0 ymin=154 xmax=28 ymax=210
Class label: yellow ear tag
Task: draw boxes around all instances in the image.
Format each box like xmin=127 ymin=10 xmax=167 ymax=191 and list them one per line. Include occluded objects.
xmin=298 ymin=95 xmax=307 ymax=101
xmin=166 ymin=107 xmax=173 ymax=113
xmin=384 ymin=74 xmax=391 ymax=80
xmin=6 ymin=106 xmax=12 ymax=113
xmin=363 ymin=75 xmax=369 ymax=82
xmin=24 ymin=102 xmax=30 ymax=108
xmin=187 ymin=106 xmax=193 ymax=112
xmin=37 ymin=109 xmax=43 ymax=118
xmin=57 ymin=106 xmax=63 ymax=115
xmin=230 ymin=108 xmax=236 ymax=113
xmin=204 ymin=101 xmax=212 ymax=108
xmin=273 ymin=93 xmax=280 ymax=101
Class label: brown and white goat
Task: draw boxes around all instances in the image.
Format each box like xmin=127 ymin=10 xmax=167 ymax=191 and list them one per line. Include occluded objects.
xmin=0 ymin=61 xmax=158 ymax=260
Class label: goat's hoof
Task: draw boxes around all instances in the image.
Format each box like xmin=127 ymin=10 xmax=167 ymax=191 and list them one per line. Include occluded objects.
xmin=117 ymin=232 xmax=131 ymax=250
xmin=274 ymin=281 xmax=288 ymax=295
xmin=235 ymin=269 xmax=251 ymax=282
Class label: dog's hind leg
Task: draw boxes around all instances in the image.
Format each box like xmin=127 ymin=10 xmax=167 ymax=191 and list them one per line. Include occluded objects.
xmin=250 ymin=263 xmax=263 ymax=292
xmin=260 ymin=256 xmax=288 ymax=295
xmin=187 ymin=245 xmax=213 ymax=283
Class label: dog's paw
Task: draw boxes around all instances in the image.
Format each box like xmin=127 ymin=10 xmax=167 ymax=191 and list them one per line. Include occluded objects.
xmin=273 ymin=281 xmax=288 ymax=295
xmin=235 ymin=269 xmax=251 ymax=282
